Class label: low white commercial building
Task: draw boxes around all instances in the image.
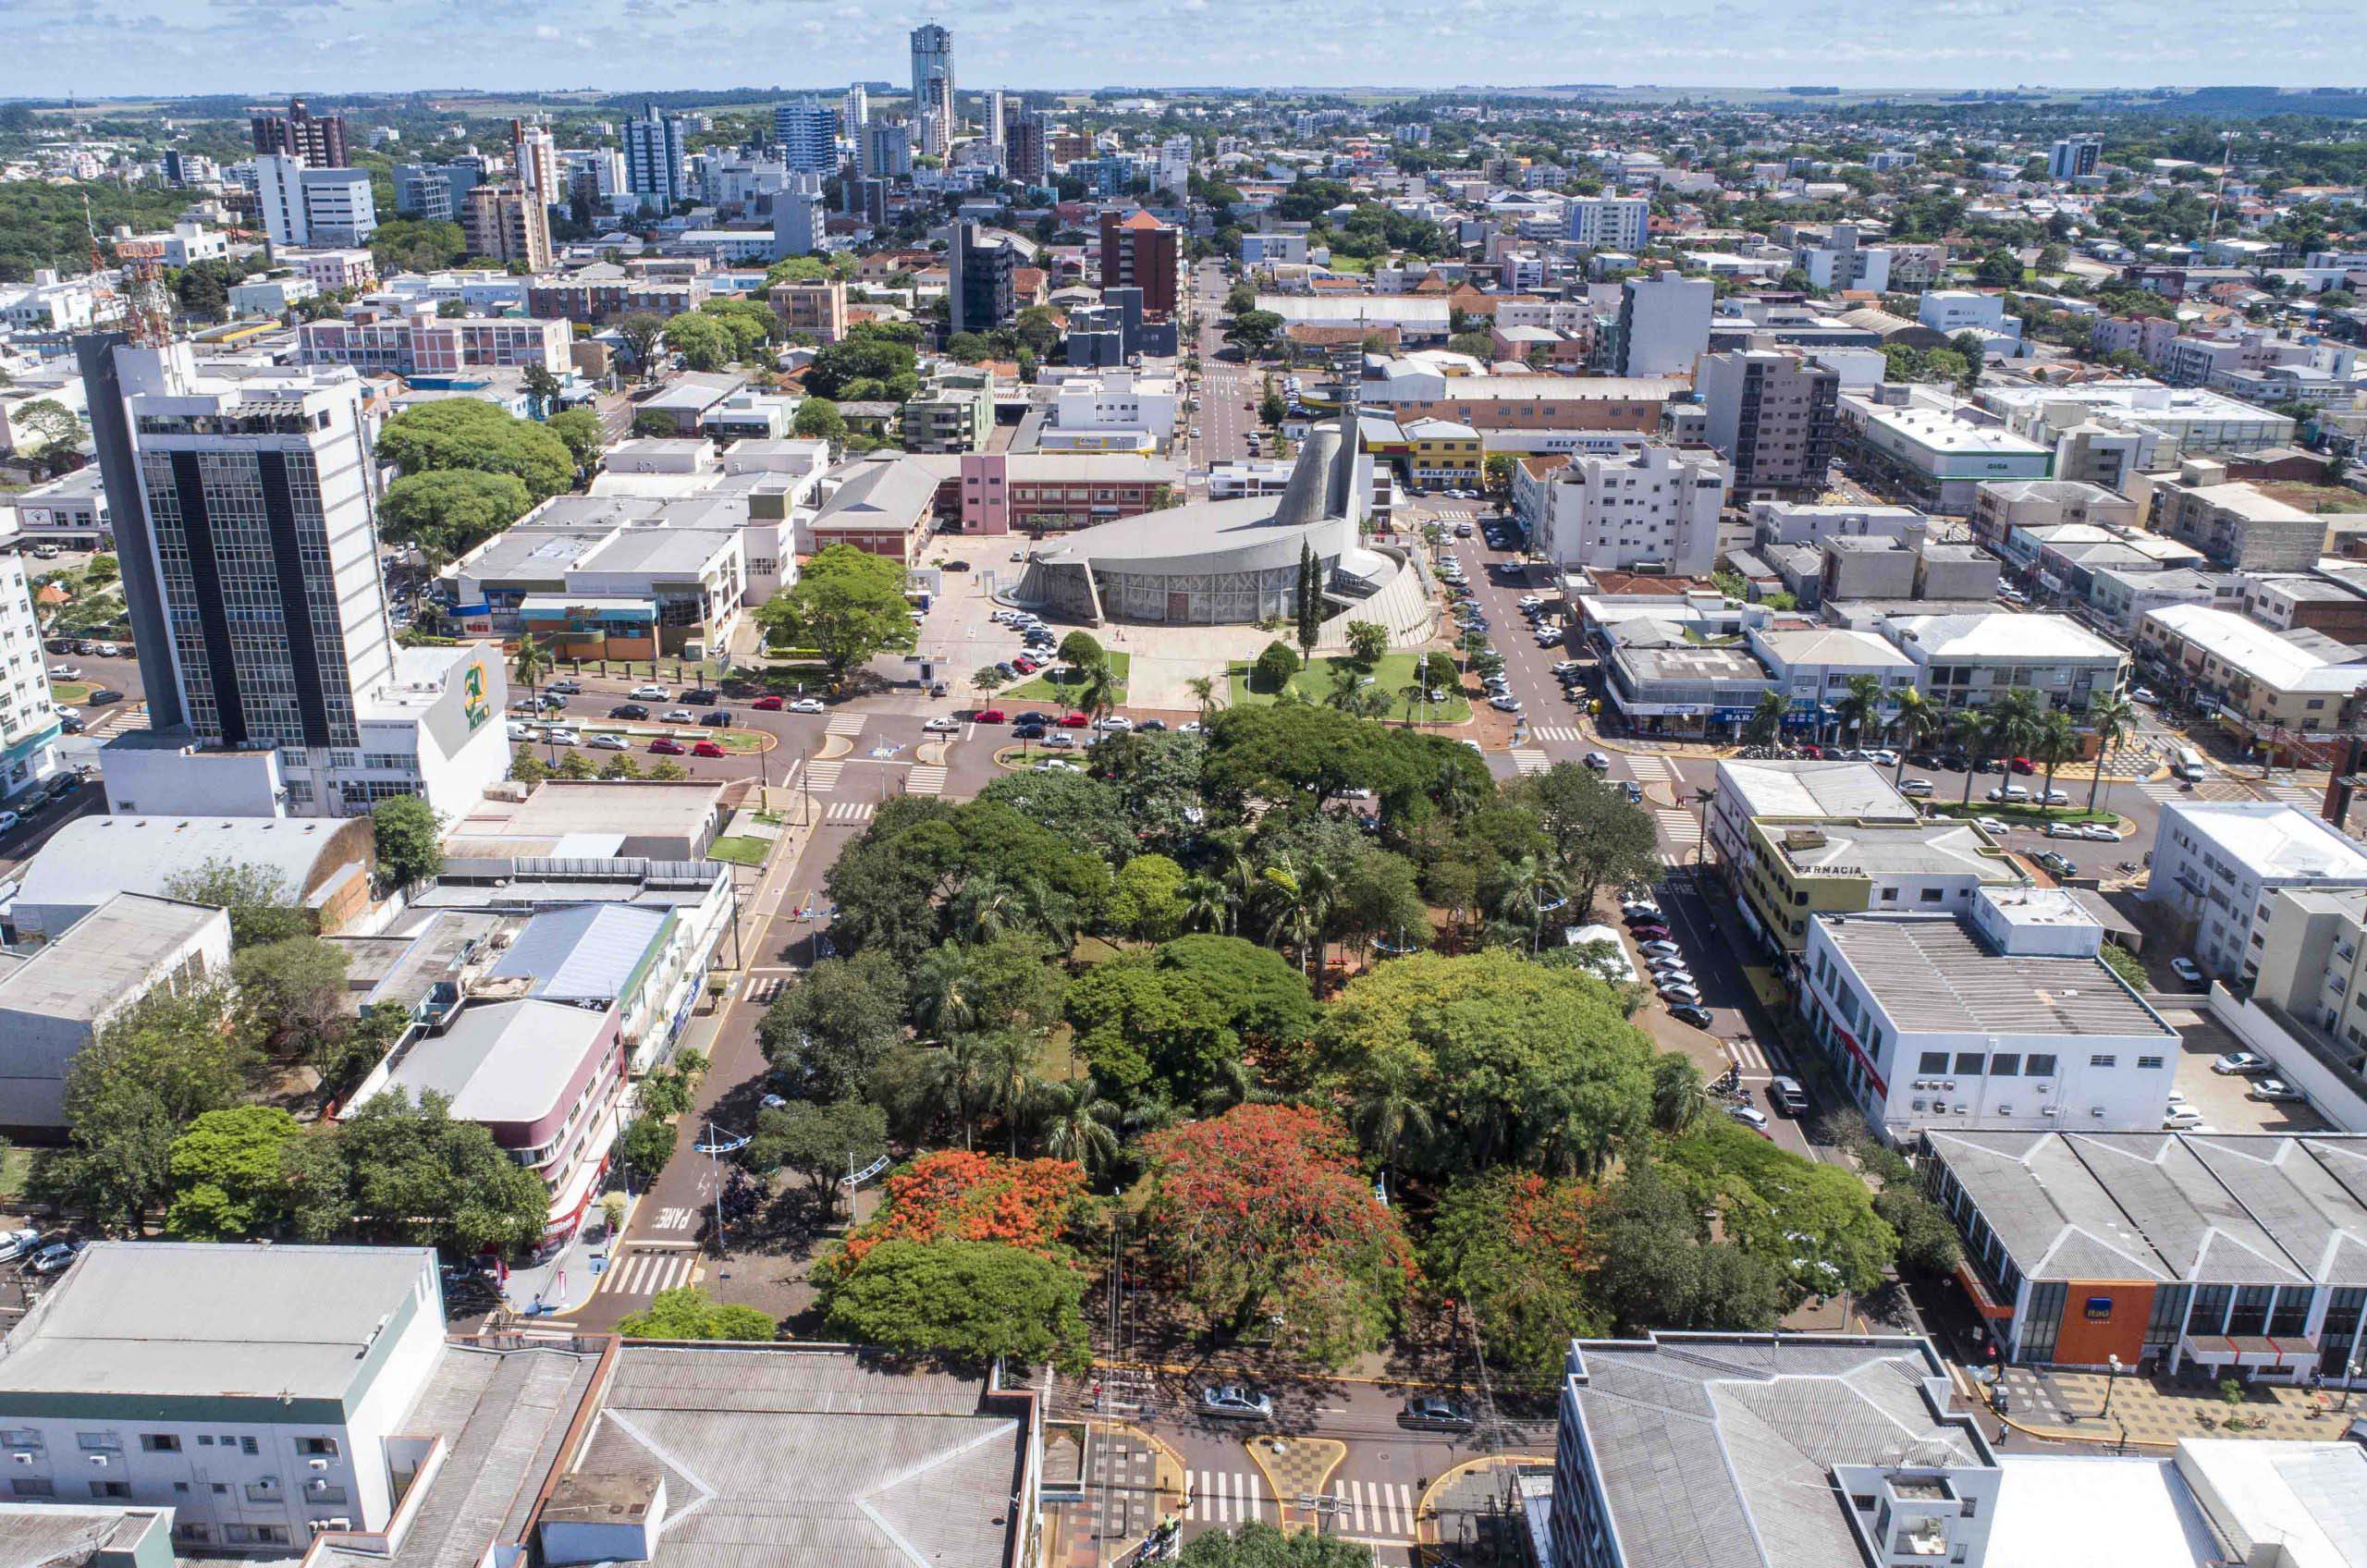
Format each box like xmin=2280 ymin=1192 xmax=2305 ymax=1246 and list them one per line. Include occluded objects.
xmin=1745 ymin=625 xmax=1919 ymax=731
xmin=2149 ymin=801 xmax=2367 ymax=986
xmin=1707 ymin=757 xmax=1918 ymax=873
xmin=1039 ymin=370 xmax=1180 ymax=454
xmin=1801 ymin=887 xmax=2180 ymax=1141
xmin=1520 ymin=443 xmax=1728 ymax=577
xmin=1882 ymin=611 xmax=2128 ymax=714
xmin=0 ymin=1243 xmax=447 ymax=1550
xmin=1841 ymin=389 xmax=2054 ymax=514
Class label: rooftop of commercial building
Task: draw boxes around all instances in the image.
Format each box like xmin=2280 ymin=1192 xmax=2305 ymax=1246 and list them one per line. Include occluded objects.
xmin=0 ymin=893 xmax=223 ymax=1023
xmin=487 ymin=903 xmax=669 ymax=1002
xmin=1883 ymin=611 xmax=2126 ymax=662
xmin=2160 ymin=800 xmax=2367 ymax=883
xmin=2143 ymin=604 xmax=2367 ymax=694
xmin=1820 ymin=911 xmax=2170 ymax=1038
xmin=1563 ymin=1333 xmax=1986 ymax=1568
xmin=1615 ymin=643 xmax=1771 ymax=682
xmin=11 ymin=815 xmax=368 ymax=922
xmin=1717 ymin=759 xmax=1919 ymax=824
xmin=0 ymin=1505 xmax=173 ymax=1568
xmin=0 ymin=1243 xmax=433 ymax=1405
xmin=1757 ymin=819 xmax=2017 ymax=883
xmin=366 ymin=997 xmax=610 ymax=1125
xmin=1925 ymin=1132 xmax=2367 ymax=1287
xmin=1748 ymin=627 xmax=1917 ymax=670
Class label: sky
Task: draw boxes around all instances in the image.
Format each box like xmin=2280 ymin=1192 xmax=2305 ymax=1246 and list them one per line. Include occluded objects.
xmin=9 ymin=0 xmax=2362 ymax=101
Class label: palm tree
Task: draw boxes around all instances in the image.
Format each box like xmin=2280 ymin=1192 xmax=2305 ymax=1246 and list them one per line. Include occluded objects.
xmin=1348 ymin=1062 xmax=1433 ymax=1190
xmin=1743 ymin=689 xmax=1787 ymax=748
xmin=978 ymin=1033 xmax=1038 ymax=1155
xmin=1080 ymin=662 xmax=1118 ymax=723
xmin=1033 ymin=1077 xmax=1119 ymax=1178
xmin=1990 ymin=688 xmax=2044 ymax=771
xmin=937 ymin=1035 xmax=988 ymax=1151
xmin=950 ymin=873 xmax=1017 ymax=944
xmin=1184 ymin=675 xmax=1218 ymax=728
xmin=1889 ymin=687 xmax=1938 ymax=783
xmin=910 ymin=945 xmax=975 ymax=1041
xmin=1432 ymin=758 xmax=1486 ymax=819
xmin=1950 ymin=708 xmax=1994 ymax=805
xmin=1493 ymin=853 xmax=1570 ymax=954
xmin=1834 ymin=674 xmax=1886 ymax=753
xmin=2034 ymin=710 xmax=2080 ymax=809
xmin=513 ymin=633 xmax=554 ymax=711
xmin=1181 ymin=874 xmax=1234 ymax=936
xmin=2085 ymin=694 xmax=2138 ymax=813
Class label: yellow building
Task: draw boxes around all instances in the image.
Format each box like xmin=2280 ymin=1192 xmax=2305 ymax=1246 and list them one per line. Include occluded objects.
xmin=1739 ymin=816 xmax=2020 ymax=956
xmin=1403 ymin=417 xmax=1482 ymax=486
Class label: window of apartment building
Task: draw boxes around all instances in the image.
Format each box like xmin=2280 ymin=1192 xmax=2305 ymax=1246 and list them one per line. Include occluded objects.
xmin=1955 ymin=1053 xmax=1985 ymax=1075
xmin=2025 ymin=1055 xmax=2057 ymax=1077
xmin=0 ymin=1431 xmax=41 ymax=1451
xmin=2089 ymin=1055 xmax=2116 ymax=1069
xmin=1919 ymin=888 xmax=1944 ymax=903
xmin=176 ymin=1525 xmax=212 ymax=1545
xmin=1919 ymin=1051 xmax=1949 ymax=1074
xmin=74 ymin=1433 xmax=120 ymax=1453
xmin=2138 ymin=1056 xmax=2165 ymax=1071
xmin=90 ymin=1482 xmax=129 ymax=1500
xmin=9 ymin=1480 xmax=53 ymax=1499
xmin=239 ymin=1437 xmax=259 ymax=1456
xmin=140 ymin=1435 xmax=181 ymax=1452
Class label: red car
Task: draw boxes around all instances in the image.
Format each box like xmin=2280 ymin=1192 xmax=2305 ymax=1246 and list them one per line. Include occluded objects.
xmin=976 ymin=708 xmax=1008 ymax=724
xmin=1060 ymin=712 xmax=1090 ymax=728
xmin=2008 ymin=755 xmax=2037 ymax=775
xmin=648 ymin=738 xmax=686 ymax=754
xmin=1797 ymin=742 xmax=1822 ymax=758
xmin=691 ymin=740 xmax=727 ymax=758
xmin=750 ymin=694 xmax=785 ymax=711
xmin=1012 ymin=656 xmax=1041 ymax=674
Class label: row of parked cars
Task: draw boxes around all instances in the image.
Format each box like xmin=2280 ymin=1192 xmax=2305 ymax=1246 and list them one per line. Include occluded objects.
xmin=1198 ymin=1383 xmax=1477 ymax=1431
xmin=0 ymin=1231 xmax=82 ymax=1276
xmin=1621 ymin=894 xmax=1712 ymax=1030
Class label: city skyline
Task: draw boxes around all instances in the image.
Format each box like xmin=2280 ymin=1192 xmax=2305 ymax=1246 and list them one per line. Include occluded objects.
xmin=9 ymin=0 xmax=2366 ymax=100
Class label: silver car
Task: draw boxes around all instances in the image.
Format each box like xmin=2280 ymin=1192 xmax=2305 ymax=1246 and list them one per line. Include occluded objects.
xmin=1200 ymin=1384 xmax=1273 ymax=1421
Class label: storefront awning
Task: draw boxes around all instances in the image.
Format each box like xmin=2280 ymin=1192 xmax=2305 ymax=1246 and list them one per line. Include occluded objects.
xmin=2180 ymin=1332 xmax=2317 ymax=1370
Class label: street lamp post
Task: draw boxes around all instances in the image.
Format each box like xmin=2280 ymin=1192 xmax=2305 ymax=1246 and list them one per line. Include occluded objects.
xmin=2101 ymin=1354 xmax=2123 ymax=1422
xmin=2342 ymin=1359 xmax=2361 ymax=1415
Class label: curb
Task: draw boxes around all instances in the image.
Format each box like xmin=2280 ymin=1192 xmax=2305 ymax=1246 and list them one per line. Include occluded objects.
xmin=1411 ymin=1454 xmax=1551 ymax=1546
xmin=1244 ymin=1436 xmax=1346 ymax=1522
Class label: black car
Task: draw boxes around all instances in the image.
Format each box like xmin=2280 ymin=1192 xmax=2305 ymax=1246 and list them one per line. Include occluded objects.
xmin=1668 ymin=1003 xmax=1716 ymax=1029
xmin=700 ymin=710 xmax=733 ymax=728
xmin=58 ymin=714 xmax=84 ymax=734
xmin=1012 ymin=722 xmax=1046 ymax=740
xmin=1013 ymin=711 xmax=1052 ymax=727
xmin=1138 ymin=718 xmax=1168 ymax=732
xmin=943 ymin=559 xmax=970 ymax=571
xmin=540 ymin=692 xmax=569 ymax=709
xmin=43 ymin=637 xmax=74 ymax=655
xmin=35 ymin=775 xmax=80 ymax=809
xmin=611 ymin=704 xmax=650 ymax=719
xmin=995 ymin=662 xmax=1018 ymax=680
xmin=1399 ymin=1396 xmax=1476 ymax=1432
xmin=86 ymin=688 xmax=123 ymax=706
xmin=680 ymin=688 xmax=719 ymax=705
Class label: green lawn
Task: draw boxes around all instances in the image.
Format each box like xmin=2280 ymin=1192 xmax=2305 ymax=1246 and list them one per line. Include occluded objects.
xmin=1923 ymin=799 xmax=2122 ymax=828
xmin=1226 ymin=653 xmax=1470 ymax=721
xmin=706 ymin=836 xmax=770 ymax=866
xmin=1002 ymin=652 xmax=1131 ymax=705
xmin=50 ymin=680 xmax=91 ymax=704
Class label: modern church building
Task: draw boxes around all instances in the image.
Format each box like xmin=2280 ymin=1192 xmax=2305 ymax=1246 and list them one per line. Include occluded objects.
xmin=1012 ymin=403 xmax=1430 ymax=641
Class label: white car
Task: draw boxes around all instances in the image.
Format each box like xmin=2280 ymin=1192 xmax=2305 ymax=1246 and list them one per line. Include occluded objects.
xmin=923 ymin=717 xmax=962 ymax=733
xmin=1726 ymin=1104 xmax=1771 ymax=1130
xmin=2130 ymin=686 xmax=2159 ymax=705
xmin=1517 ymin=594 xmax=1542 ymax=607
xmin=543 ymin=729 xmax=582 ymax=747
xmin=2079 ymin=823 xmax=2118 ymax=842
xmin=1974 ymin=816 xmax=2012 ymax=835
xmin=587 ymin=733 xmax=630 ymax=751
xmin=0 ymin=810 xmax=18 ymax=834
xmin=2213 ymin=1051 xmax=2269 ymax=1075
xmin=2171 ymin=957 xmax=2204 ymax=986
xmin=1898 ymin=778 xmax=1934 ymax=797
xmin=1034 ymin=759 xmax=1083 ymax=774
xmin=1583 ymin=752 xmax=1611 ymax=771
xmin=1095 ymin=715 xmax=1134 ymax=731
xmin=2250 ymin=1079 xmax=2307 ymax=1103
xmin=1639 ymin=939 xmax=1682 ymax=959
xmin=48 ymin=664 xmax=81 ymax=680
xmin=2039 ymin=789 xmax=2069 ymax=806
xmin=507 ymin=721 xmax=536 ymax=741
xmin=632 ymin=683 xmax=669 ymax=700
xmin=662 ymin=709 xmax=695 ymax=724
xmin=789 ymin=698 xmax=826 ymax=714
xmin=1987 ymin=784 xmax=2030 ymax=803
xmin=1490 ymin=695 xmax=1523 ymax=713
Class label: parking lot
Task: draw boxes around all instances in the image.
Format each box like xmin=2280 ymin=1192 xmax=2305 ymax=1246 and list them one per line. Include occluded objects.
xmin=2169 ymin=1011 xmax=2336 ymax=1134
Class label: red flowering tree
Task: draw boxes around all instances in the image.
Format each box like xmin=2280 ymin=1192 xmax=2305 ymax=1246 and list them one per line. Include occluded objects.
xmin=830 ymin=1150 xmax=1088 ymax=1276
xmin=1140 ymin=1104 xmax=1415 ymax=1366
xmin=1424 ymin=1170 xmax=1607 ymax=1378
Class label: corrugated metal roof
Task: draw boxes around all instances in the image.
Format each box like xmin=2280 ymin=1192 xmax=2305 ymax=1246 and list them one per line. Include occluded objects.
xmin=490 ymin=904 xmax=668 ymax=1002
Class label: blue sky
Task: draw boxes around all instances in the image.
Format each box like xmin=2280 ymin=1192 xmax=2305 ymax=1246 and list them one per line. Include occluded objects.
xmin=10 ymin=0 xmax=2357 ymax=101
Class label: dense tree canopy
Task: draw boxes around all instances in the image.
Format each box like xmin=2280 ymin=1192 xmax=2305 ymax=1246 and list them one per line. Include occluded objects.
xmin=754 ymin=543 xmax=916 ymax=683
xmin=617 ymin=1286 xmax=779 ymax=1341
xmin=1427 ymin=1170 xmax=1606 ymax=1378
xmin=823 ymin=1238 xmax=1092 ymax=1373
xmin=376 ymin=471 xmax=533 ymax=565
xmin=375 ymin=398 xmax=575 ymax=502
xmin=1063 ymin=936 xmax=1313 ymax=1102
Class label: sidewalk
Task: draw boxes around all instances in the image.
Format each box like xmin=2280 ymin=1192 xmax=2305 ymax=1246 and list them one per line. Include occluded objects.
xmin=1978 ymin=1364 xmax=2367 ymax=1450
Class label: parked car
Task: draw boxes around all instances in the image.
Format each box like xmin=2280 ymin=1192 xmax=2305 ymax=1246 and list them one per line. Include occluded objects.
xmin=1399 ymin=1396 xmax=1476 ymax=1432
xmin=679 ymin=689 xmax=718 ymax=705
xmin=1768 ymin=1076 xmax=1809 ymax=1116
xmin=1668 ymin=1003 xmax=1715 ymax=1029
xmin=701 ymin=710 xmax=734 ymax=728
xmin=0 ymin=1230 xmax=42 ymax=1267
xmin=1639 ymin=939 xmax=1682 ymax=959
xmin=1139 ymin=718 xmax=1169 ymax=732
xmin=26 ymin=1240 xmax=82 ymax=1275
xmin=2171 ymin=957 xmax=2204 ymax=986
xmin=1659 ymin=983 xmax=1704 ymax=1007
xmin=632 ymin=683 xmax=669 ymax=700
xmin=48 ymin=664 xmax=81 ymax=680
xmin=1898 ymin=778 xmax=1934 ymax=797
xmin=2007 ymin=756 xmax=2037 ymax=775
xmin=1012 ymin=723 xmax=1046 ymax=740
xmin=1040 ymin=733 xmax=1076 ymax=750
xmin=610 ymin=703 xmax=650 ymax=720
xmin=546 ymin=679 xmax=583 ymax=695
xmin=1489 ymin=694 xmax=1523 ymax=713
xmin=789 ymin=698 xmax=826 ymax=714
xmin=692 ymin=741 xmax=727 ymax=758
xmin=2033 ymin=850 xmax=2077 ymax=876
xmin=2039 ymin=789 xmax=2070 ymax=806
xmin=2130 ymin=687 xmax=2159 ymax=705
xmin=975 ymin=709 xmax=1008 ymax=724
xmin=2164 ymin=1108 xmax=2207 ymax=1130
xmin=1726 ymin=1104 xmax=1770 ymax=1130
xmin=588 ymin=734 xmax=629 ymax=751
xmin=647 ymin=738 xmax=686 ymax=755
xmin=2250 ymin=1079 xmax=2307 ymax=1103
xmin=1059 ymin=712 xmax=1091 ymax=728
xmin=924 ymin=717 xmax=962 ymax=732
xmin=2212 ymin=1051 xmax=2269 ymax=1075
xmin=1974 ymin=816 xmax=2012 ymax=835
xmin=2045 ymin=821 xmax=2085 ymax=839
xmin=0 ymin=810 xmax=18 ymax=834
xmin=662 ymin=708 xmax=695 ymax=724
xmin=2079 ymin=823 xmax=2118 ymax=842
xmin=1199 ymin=1385 xmax=1273 ymax=1421
xmin=1096 ymin=715 xmax=1134 ymax=731
xmin=751 ymin=694 xmax=785 ymax=711
xmin=508 ymin=721 xmax=536 ymax=741
xmin=542 ymin=728 xmax=581 ymax=747
xmin=92 ymin=642 xmax=120 ymax=658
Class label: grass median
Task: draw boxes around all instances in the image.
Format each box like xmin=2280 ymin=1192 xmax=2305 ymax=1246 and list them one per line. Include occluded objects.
xmin=1227 ymin=652 xmax=1470 ymax=721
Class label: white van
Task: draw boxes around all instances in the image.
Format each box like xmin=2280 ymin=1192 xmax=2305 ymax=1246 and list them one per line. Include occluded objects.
xmin=2174 ymin=746 xmax=2208 ymax=783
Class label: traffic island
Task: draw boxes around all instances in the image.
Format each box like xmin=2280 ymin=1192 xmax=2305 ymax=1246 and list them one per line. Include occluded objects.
xmin=1245 ymin=1435 xmax=1345 ymax=1528
xmin=1414 ymin=1453 xmax=1552 ymax=1562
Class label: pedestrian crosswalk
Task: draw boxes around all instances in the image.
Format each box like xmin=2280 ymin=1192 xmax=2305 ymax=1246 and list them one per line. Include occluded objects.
xmin=2268 ymin=782 xmax=2323 ymax=807
xmin=77 ymin=702 xmax=146 ymax=740
xmin=826 ymin=713 xmax=866 ymax=737
xmin=597 ymin=1249 xmax=696 ymax=1299
xmin=907 ymin=764 xmax=947 ymax=796
xmin=1327 ymin=1479 xmax=1418 ymax=1540
xmin=1185 ymin=1470 xmax=1269 ymax=1525
xmin=803 ymin=759 xmax=844 ymax=792
xmin=1730 ymin=1035 xmax=1772 ymax=1074
xmin=1625 ymin=753 xmax=1674 ymax=784
xmin=2143 ymin=777 xmax=2250 ymax=803
xmin=1528 ymin=725 xmax=1582 ymax=742
xmin=826 ymin=801 xmax=875 ymax=825
xmin=1655 ymin=808 xmax=1703 ymax=866
xmin=743 ymin=974 xmax=789 ymax=1005
xmin=1510 ymin=748 xmax=1551 ymax=775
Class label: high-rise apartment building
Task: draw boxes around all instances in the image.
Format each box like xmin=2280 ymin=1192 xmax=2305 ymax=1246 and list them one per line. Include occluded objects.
xmin=1564 ymin=195 xmax=1649 ymax=252
xmin=843 ymin=83 xmax=869 ymax=138
xmin=1155 ymin=134 xmax=1193 ymax=198
xmin=250 ymin=95 xmax=348 ymax=169
xmin=948 ymin=220 xmax=1014 ymax=336
xmin=860 ymin=117 xmax=914 ymax=182
xmin=1098 ymin=208 xmax=1179 ymax=317
xmin=1522 ymin=443 xmax=1730 ymax=576
xmin=772 ymin=174 xmax=825 ymax=259
xmin=1006 ymin=111 xmax=1049 ymax=186
xmin=2049 ymin=136 xmax=2103 ymax=181
xmin=1698 ymin=347 xmax=1842 ymax=501
xmin=254 ymin=154 xmax=377 ymax=248
xmin=622 ymin=103 xmax=691 ymax=213
xmin=462 ymin=182 xmax=553 ymax=273
xmin=986 ymin=89 xmax=1008 ymax=153
xmin=910 ymin=23 xmax=955 ymax=156
xmin=0 ymin=513 xmax=64 ymax=801
xmin=512 ymin=118 xmax=562 ymax=205
xmin=1609 ymin=270 xmax=1713 ymax=378
xmin=775 ymin=99 xmax=838 ymax=175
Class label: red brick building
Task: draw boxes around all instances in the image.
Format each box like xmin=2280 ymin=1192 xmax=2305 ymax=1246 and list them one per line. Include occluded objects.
xmin=1098 ymin=209 xmax=1180 ymax=317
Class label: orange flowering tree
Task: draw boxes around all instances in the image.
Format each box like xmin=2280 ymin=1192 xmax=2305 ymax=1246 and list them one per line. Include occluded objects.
xmin=1140 ymin=1104 xmax=1414 ymax=1366
xmin=828 ymin=1149 xmax=1089 ymax=1278
xmin=1425 ymin=1170 xmax=1607 ymax=1378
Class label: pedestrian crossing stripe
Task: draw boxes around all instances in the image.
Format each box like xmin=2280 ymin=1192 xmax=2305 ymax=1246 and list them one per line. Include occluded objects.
xmin=1184 ymin=1470 xmax=1268 ymax=1525
xmin=1730 ymin=1037 xmax=1771 ymax=1074
xmin=1510 ymin=749 xmax=1551 ymax=775
xmin=907 ymin=765 xmax=948 ymax=796
xmin=826 ymin=714 xmax=865 ymax=736
xmin=803 ymin=760 xmax=845 ymax=791
xmin=598 ymin=1250 xmax=696 ymax=1297
xmin=744 ymin=974 xmax=788 ymax=1005
xmin=1655 ymin=808 xmax=1702 ymax=842
xmin=1328 ymin=1479 xmax=1418 ymax=1540
xmin=827 ymin=801 xmax=875 ymax=824
xmin=1528 ymin=725 xmax=1581 ymax=742
xmin=1625 ymin=753 xmax=1674 ymax=783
